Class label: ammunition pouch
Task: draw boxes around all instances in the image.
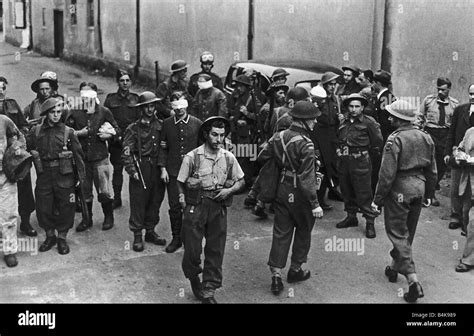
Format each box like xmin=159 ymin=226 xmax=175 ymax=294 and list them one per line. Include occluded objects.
xmin=58 ymin=151 xmax=74 ymax=175
xmin=31 ymin=150 xmax=44 ymax=175
xmin=185 ymin=176 xmax=203 ymax=205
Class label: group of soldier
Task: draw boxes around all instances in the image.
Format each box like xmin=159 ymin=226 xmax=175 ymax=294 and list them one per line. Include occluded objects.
xmin=0 ymin=51 xmax=473 ymax=304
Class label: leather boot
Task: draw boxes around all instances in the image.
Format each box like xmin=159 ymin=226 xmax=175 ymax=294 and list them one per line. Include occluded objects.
xmin=366 ymin=221 xmax=376 ymax=239
xmin=133 ymin=234 xmax=144 ymax=252
xmin=76 ymin=202 xmax=93 ymax=232
xmin=336 ymin=216 xmax=358 ymax=229
xmin=112 ymin=185 xmax=122 ymax=209
xmin=165 ymin=236 xmax=182 ymax=253
xmin=404 ymin=282 xmax=424 ymax=303
xmin=102 ymin=201 xmax=114 ymax=231
xmin=20 ymin=214 xmax=37 ymax=237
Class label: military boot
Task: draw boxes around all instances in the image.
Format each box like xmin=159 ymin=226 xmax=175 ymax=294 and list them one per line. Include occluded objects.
xmin=366 ymin=220 xmax=376 ymax=239
xmin=19 ymin=214 xmax=37 ymax=237
xmin=166 ymin=215 xmax=183 ymax=253
xmin=336 ymin=215 xmax=358 ymax=229
xmin=102 ymin=201 xmax=114 ymax=231
xmin=112 ymin=185 xmax=122 ymax=209
xmin=133 ymin=233 xmax=144 ymax=252
xmin=76 ymin=202 xmax=93 ymax=232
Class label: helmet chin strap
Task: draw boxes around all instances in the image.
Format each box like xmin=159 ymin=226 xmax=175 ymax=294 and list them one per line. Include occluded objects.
xmin=302 ymin=119 xmax=312 ymax=133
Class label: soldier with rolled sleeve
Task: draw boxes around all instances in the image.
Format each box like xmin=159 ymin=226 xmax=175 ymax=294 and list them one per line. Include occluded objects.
xmin=66 ymin=82 xmax=119 ymax=232
xmin=28 ymin=98 xmax=86 ymax=255
xmin=104 ymin=70 xmax=140 ymax=209
xmin=177 ymin=116 xmax=245 ymax=304
xmin=258 ymin=101 xmax=324 ymax=296
xmin=122 ymin=92 xmax=167 ymax=252
xmin=336 ymin=93 xmax=383 ymax=239
xmin=158 ymin=91 xmax=202 ymax=253
xmin=372 ymin=100 xmax=437 ymax=303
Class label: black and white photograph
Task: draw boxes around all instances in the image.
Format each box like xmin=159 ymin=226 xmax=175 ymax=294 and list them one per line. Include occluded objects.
xmin=0 ymin=0 xmax=473 ymax=333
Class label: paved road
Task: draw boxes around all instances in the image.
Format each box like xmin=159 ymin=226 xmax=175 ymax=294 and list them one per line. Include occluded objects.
xmin=0 ymin=41 xmax=473 ymax=304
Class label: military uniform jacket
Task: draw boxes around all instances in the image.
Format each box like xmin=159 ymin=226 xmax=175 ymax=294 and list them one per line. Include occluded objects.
xmin=0 ymin=97 xmax=28 ymax=131
xmin=258 ymin=124 xmax=319 ymax=209
xmin=374 ymin=125 xmax=437 ymax=205
xmin=122 ymin=116 xmax=162 ymax=177
xmin=190 ymin=87 xmax=227 ymax=122
xmin=157 ymin=114 xmax=202 ymax=176
xmin=156 ymin=78 xmax=190 ymax=119
xmin=188 ymin=71 xmax=223 ymax=97
xmin=27 ymin=122 xmax=86 ymax=179
xmin=104 ymin=90 xmax=140 ymax=136
xmin=338 ymin=114 xmax=383 ymax=152
xmin=66 ymin=104 xmax=119 ymax=162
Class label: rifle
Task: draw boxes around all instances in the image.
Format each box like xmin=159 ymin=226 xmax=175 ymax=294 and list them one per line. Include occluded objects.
xmin=132 ymin=152 xmax=147 ymax=190
xmin=72 ymin=156 xmax=90 ymax=226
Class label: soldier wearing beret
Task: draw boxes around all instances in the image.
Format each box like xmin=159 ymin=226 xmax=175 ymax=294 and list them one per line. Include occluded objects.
xmin=104 ymin=70 xmax=140 ymax=209
xmin=336 ymin=94 xmax=383 ymax=239
xmin=372 ymin=100 xmax=437 ymax=303
xmin=28 ymin=98 xmax=86 ymax=255
xmin=258 ymin=101 xmax=323 ymax=296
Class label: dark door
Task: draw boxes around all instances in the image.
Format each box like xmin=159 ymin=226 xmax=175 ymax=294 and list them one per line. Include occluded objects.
xmin=53 ymin=10 xmax=64 ymax=57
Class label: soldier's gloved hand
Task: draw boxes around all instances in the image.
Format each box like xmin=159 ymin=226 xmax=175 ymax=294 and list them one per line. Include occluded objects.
xmin=444 ymin=155 xmax=450 ymax=165
xmin=161 ymin=168 xmax=169 ymax=183
xmin=179 ymin=193 xmax=186 ymax=210
xmin=132 ymin=172 xmax=140 ymax=181
xmin=312 ymin=206 xmax=323 ymax=218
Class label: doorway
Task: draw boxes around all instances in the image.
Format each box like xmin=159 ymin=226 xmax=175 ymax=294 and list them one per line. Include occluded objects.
xmin=53 ymin=10 xmax=64 ymax=57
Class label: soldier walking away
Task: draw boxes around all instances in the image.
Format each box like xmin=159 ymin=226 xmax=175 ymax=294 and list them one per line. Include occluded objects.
xmin=0 ymin=77 xmax=37 ymax=237
xmin=258 ymin=101 xmax=324 ymax=296
xmin=336 ymin=94 xmax=383 ymax=239
xmin=188 ymin=51 xmax=223 ymax=98
xmin=122 ymin=92 xmax=167 ymax=252
xmin=177 ymin=116 xmax=245 ymax=303
xmin=372 ymin=100 xmax=437 ymax=303
xmin=156 ymin=60 xmax=190 ymax=119
xmin=104 ymin=70 xmax=140 ymax=209
xmin=416 ymin=77 xmax=459 ymax=206
xmin=0 ymin=114 xmax=27 ymax=267
xmin=190 ymin=73 xmax=227 ymax=122
xmin=28 ymin=98 xmax=86 ymax=255
xmin=158 ymin=91 xmax=202 ymax=253
xmin=66 ymin=82 xmax=119 ymax=232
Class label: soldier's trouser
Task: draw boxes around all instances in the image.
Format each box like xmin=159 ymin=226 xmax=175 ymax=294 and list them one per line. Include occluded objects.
xmin=370 ymin=152 xmax=382 ymax=195
xmin=426 ymin=127 xmax=449 ymax=186
xmin=181 ymin=198 xmax=227 ymax=291
xmin=0 ymin=173 xmax=18 ymax=255
xmin=109 ymin=143 xmax=124 ymax=189
xmin=84 ymin=158 xmax=113 ymax=203
xmin=268 ymin=180 xmax=314 ymax=269
xmin=384 ymin=176 xmax=425 ymax=275
xmin=461 ymin=210 xmax=474 ymax=266
xmin=450 ymin=167 xmax=470 ymax=231
xmin=339 ymin=153 xmax=377 ymax=220
xmin=35 ymin=167 xmax=75 ymax=234
xmin=17 ymin=172 xmax=35 ymax=218
xmin=166 ymin=175 xmax=182 ymax=237
xmin=128 ymin=159 xmax=165 ymax=232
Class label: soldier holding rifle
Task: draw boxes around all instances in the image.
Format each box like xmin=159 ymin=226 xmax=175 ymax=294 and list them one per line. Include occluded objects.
xmin=122 ymin=92 xmax=167 ymax=252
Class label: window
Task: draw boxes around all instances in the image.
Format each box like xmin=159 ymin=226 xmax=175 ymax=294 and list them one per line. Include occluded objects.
xmin=70 ymin=0 xmax=77 ymax=25
xmin=87 ymin=0 xmax=94 ymax=27
xmin=42 ymin=8 xmax=46 ymax=27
